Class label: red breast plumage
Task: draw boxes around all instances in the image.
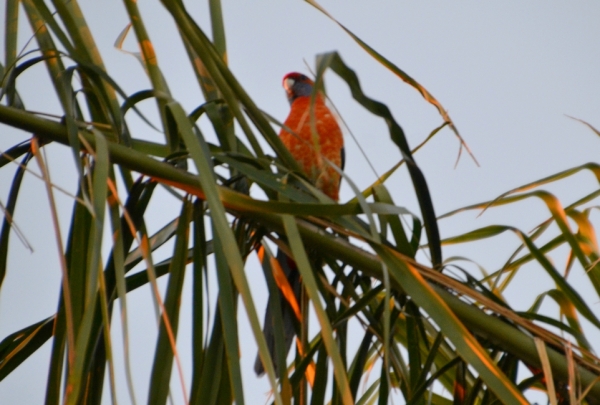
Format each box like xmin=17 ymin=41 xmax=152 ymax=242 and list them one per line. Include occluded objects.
xmin=279 ymin=72 xmax=344 ymax=200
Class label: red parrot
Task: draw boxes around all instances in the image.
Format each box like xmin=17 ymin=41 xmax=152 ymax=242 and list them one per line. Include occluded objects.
xmin=255 ymin=72 xmax=344 ymax=376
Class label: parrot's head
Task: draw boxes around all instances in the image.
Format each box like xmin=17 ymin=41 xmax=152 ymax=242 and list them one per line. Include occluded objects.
xmin=282 ymin=72 xmax=314 ymax=105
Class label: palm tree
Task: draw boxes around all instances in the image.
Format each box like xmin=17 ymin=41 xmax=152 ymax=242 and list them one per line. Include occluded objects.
xmin=1 ymin=1 xmax=600 ymax=404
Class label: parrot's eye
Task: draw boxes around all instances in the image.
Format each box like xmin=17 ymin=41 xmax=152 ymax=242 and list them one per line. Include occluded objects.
xmin=284 ymin=77 xmax=296 ymax=90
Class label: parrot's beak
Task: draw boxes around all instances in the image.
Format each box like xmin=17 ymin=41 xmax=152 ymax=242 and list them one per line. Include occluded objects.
xmin=283 ymin=77 xmax=295 ymax=92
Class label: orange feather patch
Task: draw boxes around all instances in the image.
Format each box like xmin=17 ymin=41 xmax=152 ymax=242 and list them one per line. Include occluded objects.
xmin=279 ymin=95 xmax=344 ymax=201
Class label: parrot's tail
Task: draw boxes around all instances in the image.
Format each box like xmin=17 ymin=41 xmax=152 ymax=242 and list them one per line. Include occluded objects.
xmin=254 ymin=249 xmax=301 ymax=377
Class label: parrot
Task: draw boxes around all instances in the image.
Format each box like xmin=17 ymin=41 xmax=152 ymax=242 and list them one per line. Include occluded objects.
xmin=254 ymin=72 xmax=344 ymax=376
